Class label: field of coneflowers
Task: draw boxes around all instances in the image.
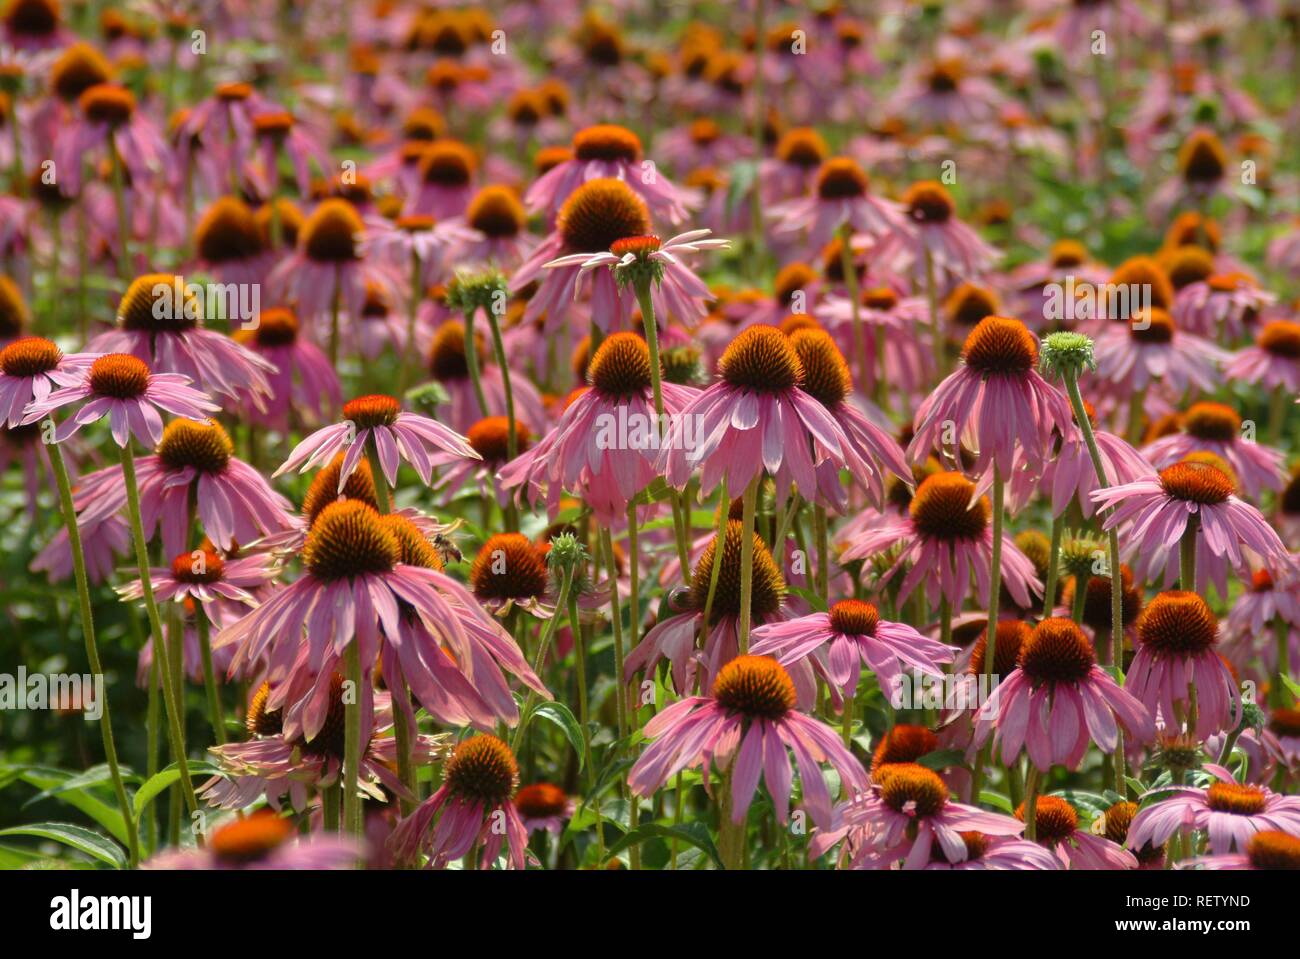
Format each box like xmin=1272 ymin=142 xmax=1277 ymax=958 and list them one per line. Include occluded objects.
xmin=0 ymin=0 xmax=1298 ymax=894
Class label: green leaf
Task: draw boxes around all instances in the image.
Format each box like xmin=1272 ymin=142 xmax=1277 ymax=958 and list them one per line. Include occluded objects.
xmin=0 ymin=823 xmax=126 ymax=869
xmin=978 ymin=790 xmax=1013 ymax=813
xmin=8 ymin=768 xmax=129 ymax=846
xmin=23 ymin=764 xmax=122 ymax=809
xmin=1280 ymin=673 xmax=1300 ymax=701
xmin=132 ymin=761 xmax=218 ymax=824
xmin=1055 ymin=790 xmax=1112 ymax=815
xmin=532 ymin=702 xmax=585 ymax=772
xmin=606 ymin=822 xmax=722 ymax=869
xmin=916 ymin=749 xmax=967 ymax=772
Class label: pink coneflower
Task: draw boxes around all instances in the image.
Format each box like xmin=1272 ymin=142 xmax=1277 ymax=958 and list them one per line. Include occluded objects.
xmin=430 ymin=415 xmax=530 ymax=507
xmin=785 ymin=328 xmax=912 ymax=510
xmin=363 ymin=213 xmax=469 ymax=290
xmin=973 ymin=618 xmax=1154 ymax=771
xmin=525 ymin=123 xmax=690 ymax=225
xmin=232 ymin=307 xmax=341 ymax=430
xmin=390 ymin=734 xmax=530 ymax=869
xmin=1141 ymin=402 xmax=1285 ymax=498
xmin=31 ymin=510 xmax=129 ymax=585
xmin=886 ymin=55 xmax=1007 ymax=129
xmin=629 ymin=655 xmax=867 ymax=829
xmin=841 ymin=471 xmax=1042 ymax=613
xmin=1128 ymin=763 xmax=1300 ymax=856
xmin=404 ymin=139 xmax=477 ymax=218
xmin=54 ymin=84 xmax=163 ymax=195
xmin=70 ymin=418 xmax=294 ymax=558
xmin=118 ymin=543 xmax=279 ymax=630
xmin=771 ymin=155 xmax=908 ymax=251
xmin=760 ymin=127 xmax=830 ymax=204
xmin=818 ymin=763 xmax=1028 ymax=870
xmin=21 ymin=352 xmax=217 ymax=447
xmin=87 ymin=274 xmax=275 ymax=411
xmin=0 ymin=336 xmax=95 ymax=426
xmin=660 ymin=325 xmax=865 ymax=508
xmin=425 ymin=319 xmax=549 ymax=434
xmin=817 ymin=285 xmax=934 ymax=399
xmin=0 ymin=421 xmax=51 ymax=515
xmin=199 ymin=679 xmax=448 ymax=812
xmin=910 ymin=316 xmax=1072 ymax=478
xmin=275 ymin=393 xmax=477 ymax=493
xmin=218 ymin=502 xmax=544 ymax=734
xmin=543 ymin=229 xmax=727 ymax=332
xmin=912 ymin=831 xmax=1063 ymax=870
xmin=1093 ymin=307 xmax=1228 ymax=396
xmin=1263 ymin=708 xmax=1300 ymax=773
xmin=1226 ymin=319 xmax=1300 ymax=393
xmin=751 ymin=600 xmax=955 ymax=703
xmin=1227 ymin=568 xmax=1300 ymax=642
xmin=269 ymin=197 xmax=398 ymax=321
xmin=191 ymin=196 xmax=274 ymax=287
xmin=1183 ymin=830 xmax=1300 ymax=870
xmin=467 ymin=532 xmax=608 ymax=629
xmin=1174 ymin=271 xmax=1275 ymax=342
xmin=144 ymin=810 xmax=361 ymax=870
xmin=1125 ymin=591 xmax=1241 ymax=740
xmin=1092 ymin=460 xmax=1292 ymax=593
xmin=498 ymin=333 xmax=698 ymax=523
xmin=656 ymin=116 xmax=751 ymax=171
xmin=1010 ymin=400 xmax=1154 ymax=518
xmin=625 ymin=520 xmax=801 ymax=697
xmin=513 ymin=782 xmax=575 ymax=837
xmin=1010 ymin=239 xmax=1111 ymax=321
xmin=450 ymin=185 xmax=537 ymax=269
xmin=250 ymin=109 xmax=330 ymax=200
xmin=1019 ymin=795 xmax=1137 ymax=869
xmin=176 ymin=81 xmax=280 ymax=190
xmin=883 ymin=180 xmax=999 ymax=281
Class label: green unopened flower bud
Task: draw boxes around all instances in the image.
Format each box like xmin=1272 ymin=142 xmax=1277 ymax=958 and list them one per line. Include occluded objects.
xmin=446 ymin=267 xmax=508 ymax=316
xmin=547 ymin=531 xmax=586 ymax=572
xmin=1039 ymin=331 xmax=1096 ymax=380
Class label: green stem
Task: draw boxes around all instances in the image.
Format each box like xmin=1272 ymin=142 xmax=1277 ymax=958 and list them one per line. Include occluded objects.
xmin=1273 ymin=616 xmax=1291 ymax=710
xmin=840 ymin=690 xmax=855 ymax=749
xmin=1023 ymin=764 xmax=1040 ymax=842
xmin=1063 ymin=372 xmax=1124 ymax=664
xmin=813 ymin=503 xmax=829 ymax=607
xmin=601 ymin=528 xmax=629 ymax=747
xmin=120 ymin=446 xmax=200 ymax=821
xmin=511 ymin=565 xmax=576 ymax=752
xmin=699 ymin=493 xmax=729 ymax=648
xmin=569 ymin=585 xmax=603 ymax=860
xmin=461 ymin=304 xmax=491 ymax=421
xmin=838 ymin=223 xmax=870 ymax=394
xmin=924 ymin=247 xmax=944 ymax=373
xmin=1268 ymin=384 xmax=1287 ymax=447
xmin=738 ymin=475 xmax=760 ymax=653
xmin=328 ymin=275 xmax=341 ymax=368
xmin=364 ymin=440 xmax=416 ymax=809
xmin=482 ymin=296 xmax=520 ymax=532
xmin=341 ymin=639 xmax=363 ymax=839
xmin=398 ymin=250 xmax=421 ymax=393
xmin=1179 ymin=516 xmax=1199 ymax=593
xmin=321 ymin=780 xmax=340 ymax=832
xmin=632 ymin=277 xmax=692 ymax=575
xmin=1043 ymin=514 xmax=1063 ymax=617
xmin=48 ymin=440 xmax=140 ymax=867
xmin=195 ymin=611 xmax=225 ymax=746
xmin=108 ymin=141 xmax=132 ymax=282
xmin=983 ymin=464 xmax=1004 ymax=684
